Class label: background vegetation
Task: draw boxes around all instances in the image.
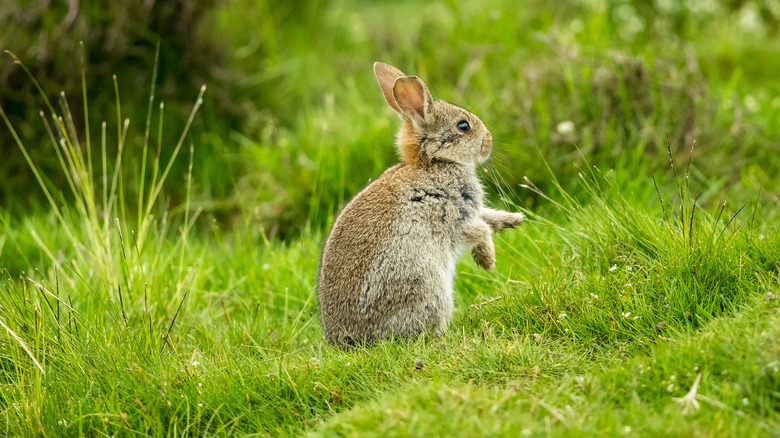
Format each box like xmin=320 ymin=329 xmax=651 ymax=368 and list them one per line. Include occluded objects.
xmin=0 ymin=0 xmax=778 ymax=436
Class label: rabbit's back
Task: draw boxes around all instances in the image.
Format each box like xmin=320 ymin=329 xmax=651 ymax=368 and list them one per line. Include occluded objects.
xmin=317 ymin=162 xmax=483 ymax=346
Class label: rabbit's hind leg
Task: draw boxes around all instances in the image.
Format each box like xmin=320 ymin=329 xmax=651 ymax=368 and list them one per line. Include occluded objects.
xmin=374 ymin=293 xmax=450 ymax=341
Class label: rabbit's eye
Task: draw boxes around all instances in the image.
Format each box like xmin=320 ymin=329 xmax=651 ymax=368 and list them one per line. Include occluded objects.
xmin=456 ymin=120 xmax=470 ymax=133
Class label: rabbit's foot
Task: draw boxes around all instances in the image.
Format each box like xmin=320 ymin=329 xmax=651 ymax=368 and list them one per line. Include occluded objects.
xmin=472 ymin=243 xmax=495 ymax=271
xmin=502 ymin=212 xmax=525 ymax=229
xmin=482 ymin=208 xmax=525 ymax=232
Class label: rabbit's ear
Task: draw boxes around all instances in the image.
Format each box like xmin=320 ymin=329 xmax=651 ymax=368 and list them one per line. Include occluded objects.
xmin=374 ymin=62 xmax=406 ymax=113
xmin=392 ymin=76 xmax=433 ymax=121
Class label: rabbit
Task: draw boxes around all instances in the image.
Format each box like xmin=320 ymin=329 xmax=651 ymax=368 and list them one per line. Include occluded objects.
xmin=316 ymin=62 xmax=525 ymax=347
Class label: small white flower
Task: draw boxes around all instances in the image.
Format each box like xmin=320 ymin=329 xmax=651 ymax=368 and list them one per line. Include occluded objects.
xmin=742 ymin=398 xmax=749 ymax=406
xmin=589 ymin=293 xmax=599 ymax=299
xmin=670 ymin=375 xmax=676 ymax=381
xmin=192 ymin=360 xmax=200 ymax=367
xmin=558 ymin=313 xmax=567 ymax=319
xmin=556 ymin=120 xmax=575 ymax=135
xmin=633 ymin=316 xmax=640 ymax=320
xmin=624 ymin=283 xmax=632 ymax=288
xmin=198 ymin=383 xmax=202 ymax=387
xmin=623 ymin=426 xmax=632 ymax=433
xmin=575 ymin=376 xmax=585 ymax=383
xmin=626 ymin=266 xmax=633 ymax=271
xmin=198 ymin=403 xmax=202 ymax=407
xmin=622 ymin=312 xmax=631 ymax=318
xmin=667 ymin=383 xmax=675 ymax=392
xmin=609 ymin=265 xmax=618 ymax=272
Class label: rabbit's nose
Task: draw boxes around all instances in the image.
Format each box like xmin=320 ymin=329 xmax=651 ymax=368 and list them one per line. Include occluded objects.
xmin=480 ymin=131 xmax=493 ymax=157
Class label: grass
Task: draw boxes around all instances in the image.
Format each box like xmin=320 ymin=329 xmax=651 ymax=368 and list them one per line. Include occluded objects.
xmin=314 ymin=297 xmax=780 ymax=437
xmin=0 ymin=135 xmax=777 ymax=435
xmin=1 ymin=0 xmax=779 ymax=436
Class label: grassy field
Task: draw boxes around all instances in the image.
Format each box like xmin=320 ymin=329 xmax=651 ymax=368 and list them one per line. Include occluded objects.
xmin=1 ymin=0 xmax=779 ymax=436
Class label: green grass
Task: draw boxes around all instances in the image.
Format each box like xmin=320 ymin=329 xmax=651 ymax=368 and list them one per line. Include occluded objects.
xmin=314 ymin=297 xmax=780 ymax=437
xmin=0 ymin=146 xmax=777 ymax=435
xmin=1 ymin=0 xmax=779 ymax=436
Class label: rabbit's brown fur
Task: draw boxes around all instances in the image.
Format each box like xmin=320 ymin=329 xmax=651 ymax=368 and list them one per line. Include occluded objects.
xmin=317 ymin=62 xmax=524 ymax=346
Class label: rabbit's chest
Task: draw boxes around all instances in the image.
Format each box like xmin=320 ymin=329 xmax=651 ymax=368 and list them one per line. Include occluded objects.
xmin=405 ymin=182 xmax=482 ymax=233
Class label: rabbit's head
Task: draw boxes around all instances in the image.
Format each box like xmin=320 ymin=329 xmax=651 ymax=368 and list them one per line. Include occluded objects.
xmin=374 ymin=62 xmax=492 ymax=166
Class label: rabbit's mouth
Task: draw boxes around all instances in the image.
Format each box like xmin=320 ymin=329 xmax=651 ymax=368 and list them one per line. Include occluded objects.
xmin=479 ymin=131 xmax=493 ymax=159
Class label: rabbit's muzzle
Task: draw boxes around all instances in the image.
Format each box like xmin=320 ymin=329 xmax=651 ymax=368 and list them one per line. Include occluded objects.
xmin=480 ymin=131 xmax=493 ymax=158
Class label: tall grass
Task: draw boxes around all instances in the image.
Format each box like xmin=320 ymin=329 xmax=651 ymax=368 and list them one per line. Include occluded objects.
xmin=478 ymin=147 xmax=767 ymax=347
xmin=0 ymin=46 xmax=205 ymax=285
xmin=0 ymin=47 xmax=217 ymax=434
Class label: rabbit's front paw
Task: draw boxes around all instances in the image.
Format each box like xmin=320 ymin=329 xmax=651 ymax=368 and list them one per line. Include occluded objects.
xmin=472 ymin=243 xmax=495 ymax=271
xmin=504 ymin=212 xmax=525 ymax=229
xmin=482 ymin=208 xmax=525 ymax=232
